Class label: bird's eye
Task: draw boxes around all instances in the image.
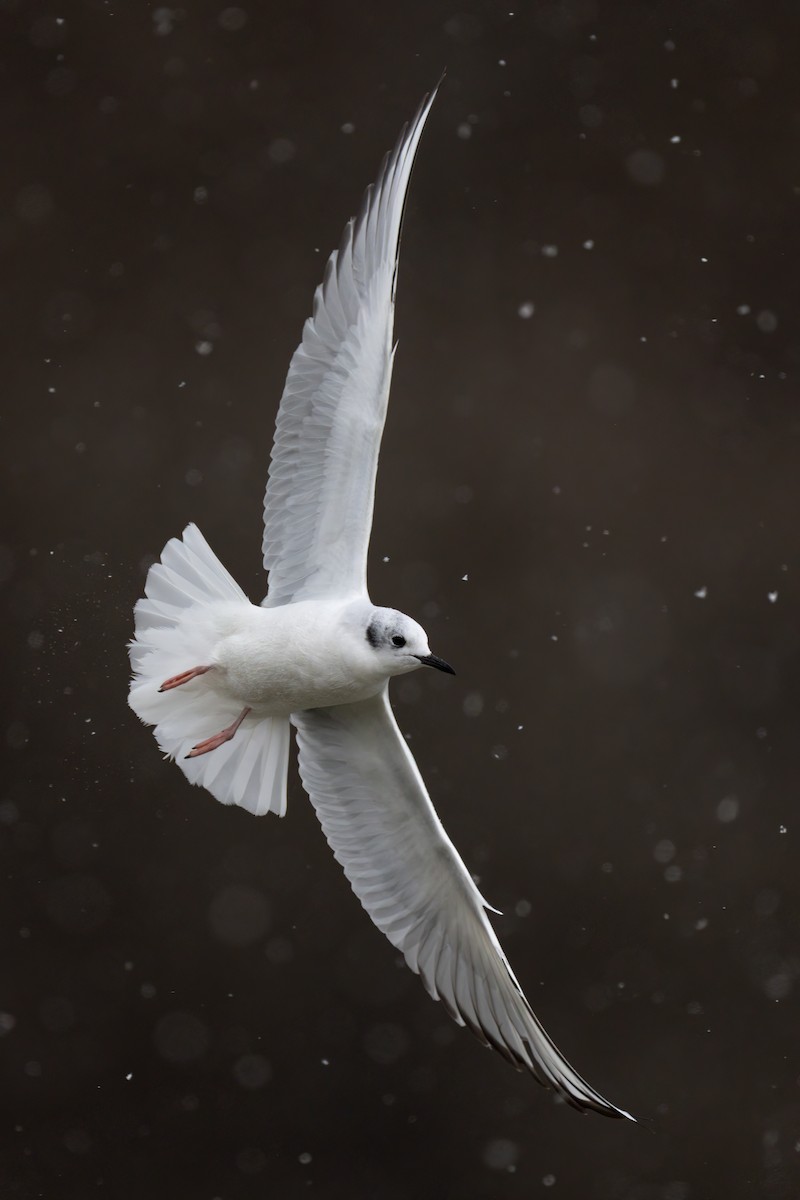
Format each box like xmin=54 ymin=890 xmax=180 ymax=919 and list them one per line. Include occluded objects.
xmin=391 ymin=635 xmax=406 ymax=648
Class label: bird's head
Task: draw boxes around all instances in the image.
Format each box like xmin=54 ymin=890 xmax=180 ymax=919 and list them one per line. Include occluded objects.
xmin=365 ymin=607 xmax=455 ymax=678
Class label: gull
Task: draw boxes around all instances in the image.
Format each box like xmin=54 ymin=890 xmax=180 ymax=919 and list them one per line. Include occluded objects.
xmin=128 ymin=86 xmax=633 ymax=1121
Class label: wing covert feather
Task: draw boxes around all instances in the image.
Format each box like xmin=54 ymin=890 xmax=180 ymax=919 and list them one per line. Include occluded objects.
xmin=293 ymin=691 xmax=632 ymax=1119
xmin=262 ymin=90 xmax=437 ymax=607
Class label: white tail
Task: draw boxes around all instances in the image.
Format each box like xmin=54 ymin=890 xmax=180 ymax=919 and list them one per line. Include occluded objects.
xmin=128 ymin=524 xmax=291 ymax=817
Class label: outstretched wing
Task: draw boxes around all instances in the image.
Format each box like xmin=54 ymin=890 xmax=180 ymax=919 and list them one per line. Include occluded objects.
xmin=293 ymin=690 xmax=633 ymax=1119
xmin=262 ymin=89 xmax=437 ymax=608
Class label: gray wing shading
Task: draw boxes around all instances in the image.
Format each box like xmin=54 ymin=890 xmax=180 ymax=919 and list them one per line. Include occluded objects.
xmin=293 ymin=690 xmax=634 ymax=1120
xmin=262 ymin=89 xmax=438 ymax=608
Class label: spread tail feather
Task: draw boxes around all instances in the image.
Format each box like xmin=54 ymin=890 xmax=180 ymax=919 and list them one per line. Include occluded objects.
xmin=155 ymin=708 xmax=291 ymax=818
xmin=128 ymin=524 xmax=290 ymax=817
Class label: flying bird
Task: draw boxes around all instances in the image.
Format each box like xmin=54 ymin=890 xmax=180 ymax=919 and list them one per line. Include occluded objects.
xmin=128 ymin=86 xmax=632 ymax=1121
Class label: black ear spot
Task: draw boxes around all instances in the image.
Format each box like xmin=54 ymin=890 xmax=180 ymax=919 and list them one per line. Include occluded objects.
xmin=366 ymin=620 xmax=380 ymax=648
xmin=391 ymin=635 xmax=406 ymax=648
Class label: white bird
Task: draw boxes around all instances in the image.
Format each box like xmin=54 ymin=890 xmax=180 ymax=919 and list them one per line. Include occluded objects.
xmin=129 ymin=87 xmax=633 ymax=1121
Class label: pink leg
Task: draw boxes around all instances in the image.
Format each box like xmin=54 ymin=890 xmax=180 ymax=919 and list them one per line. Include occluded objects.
xmin=159 ymin=665 xmax=212 ymax=693
xmin=185 ymin=707 xmax=251 ymax=759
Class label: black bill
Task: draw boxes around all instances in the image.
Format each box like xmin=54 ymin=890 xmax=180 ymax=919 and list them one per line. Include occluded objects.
xmin=416 ymin=653 xmax=456 ymax=675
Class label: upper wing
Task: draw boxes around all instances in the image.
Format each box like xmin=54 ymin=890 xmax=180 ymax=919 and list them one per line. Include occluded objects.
xmin=293 ymin=690 xmax=633 ymax=1119
xmin=262 ymin=89 xmax=437 ymax=608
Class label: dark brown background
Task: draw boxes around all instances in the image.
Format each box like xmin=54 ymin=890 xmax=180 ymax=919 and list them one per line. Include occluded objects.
xmin=3 ymin=1 xmax=800 ymax=1196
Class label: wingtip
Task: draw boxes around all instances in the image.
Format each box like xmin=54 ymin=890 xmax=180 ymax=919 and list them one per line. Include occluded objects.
xmin=411 ymin=76 xmax=444 ymax=132
xmin=608 ymin=1105 xmax=637 ymax=1123
xmin=590 ymin=1095 xmax=637 ymax=1122
xmin=572 ymin=1096 xmax=636 ymax=1122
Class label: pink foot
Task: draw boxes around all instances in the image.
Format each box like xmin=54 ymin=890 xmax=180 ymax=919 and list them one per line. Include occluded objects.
xmin=185 ymin=707 xmax=251 ymax=759
xmin=159 ymin=665 xmax=211 ymax=693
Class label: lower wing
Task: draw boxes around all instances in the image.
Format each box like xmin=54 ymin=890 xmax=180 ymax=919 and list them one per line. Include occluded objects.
xmin=292 ymin=689 xmax=633 ymax=1119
